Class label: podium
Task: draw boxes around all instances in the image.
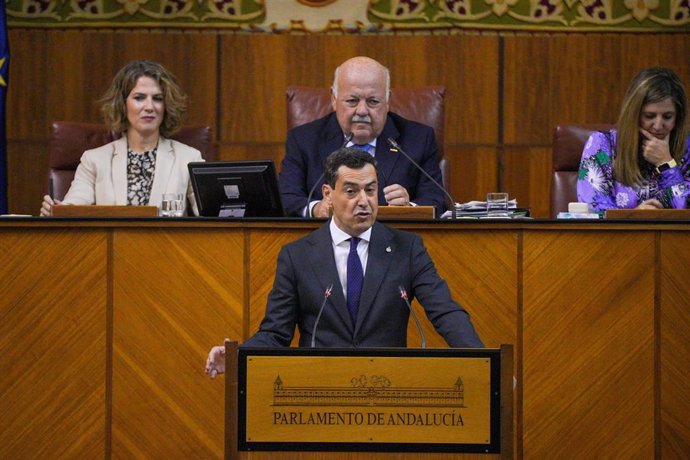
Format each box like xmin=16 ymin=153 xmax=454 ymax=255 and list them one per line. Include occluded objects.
xmin=225 ymin=342 xmax=513 ymax=459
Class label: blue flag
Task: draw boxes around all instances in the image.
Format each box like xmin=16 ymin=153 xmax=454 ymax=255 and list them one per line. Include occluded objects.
xmin=0 ymin=3 xmax=8 ymax=214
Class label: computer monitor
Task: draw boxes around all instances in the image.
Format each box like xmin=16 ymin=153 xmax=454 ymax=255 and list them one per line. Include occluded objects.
xmin=188 ymin=160 xmax=285 ymax=217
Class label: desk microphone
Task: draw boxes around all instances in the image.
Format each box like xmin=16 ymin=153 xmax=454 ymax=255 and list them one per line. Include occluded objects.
xmin=398 ymin=286 xmax=426 ymax=348
xmin=386 ymin=137 xmax=457 ymax=219
xmin=311 ymin=283 xmax=334 ymax=348
xmin=303 ymin=133 xmax=353 ymax=217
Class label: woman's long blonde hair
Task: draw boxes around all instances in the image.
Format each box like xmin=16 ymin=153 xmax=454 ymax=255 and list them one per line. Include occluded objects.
xmin=615 ymin=67 xmax=688 ymax=187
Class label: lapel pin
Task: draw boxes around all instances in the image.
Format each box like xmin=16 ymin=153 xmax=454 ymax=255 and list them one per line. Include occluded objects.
xmin=386 ymin=246 xmax=392 ymax=253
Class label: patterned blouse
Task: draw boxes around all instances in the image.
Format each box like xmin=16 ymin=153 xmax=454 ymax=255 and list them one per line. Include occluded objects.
xmin=127 ymin=147 xmax=157 ymax=206
xmin=576 ymin=130 xmax=690 ymax=211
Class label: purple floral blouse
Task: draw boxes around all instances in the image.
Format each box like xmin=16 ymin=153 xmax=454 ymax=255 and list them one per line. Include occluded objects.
xmin=576 ymin=130 xmax=690 ymax=211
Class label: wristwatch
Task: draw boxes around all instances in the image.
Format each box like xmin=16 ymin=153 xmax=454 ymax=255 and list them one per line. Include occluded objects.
xmin=655 ymin=159 xmax=677 ymax=174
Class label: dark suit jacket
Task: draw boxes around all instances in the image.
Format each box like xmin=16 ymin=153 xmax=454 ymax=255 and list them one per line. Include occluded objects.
xmin=243 ymin=221 xmax=483 ymax=348
xmin=279 ymin=112 xmax=446 ymax=216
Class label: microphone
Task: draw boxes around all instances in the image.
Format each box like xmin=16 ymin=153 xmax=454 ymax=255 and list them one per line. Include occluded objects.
xmin=398 ymin=286 xmax=426 ymax=348
xmin=311 ymin=283 xmax=334 ymax=348
xmin=303 ymin=133 xmax=353 ymax=217
xmin=386 ymin=137 xmax=458 ymax=219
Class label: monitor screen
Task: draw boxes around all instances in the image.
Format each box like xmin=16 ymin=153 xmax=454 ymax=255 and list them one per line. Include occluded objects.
xmin=188 ymin=160 xmax=285 ymax=218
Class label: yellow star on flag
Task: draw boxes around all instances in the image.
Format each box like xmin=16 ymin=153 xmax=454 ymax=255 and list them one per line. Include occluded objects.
xmin=0 ymin=58 xmax=6 ymax=86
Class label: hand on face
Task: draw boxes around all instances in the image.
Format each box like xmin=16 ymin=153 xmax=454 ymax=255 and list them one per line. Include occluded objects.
xmin=383 ymin=184 xmax=410 ymax=206
xmin=638 ymin=97 xmax=676 ymax=166
xmin=640 ymin=128 xmax=672 ymax=167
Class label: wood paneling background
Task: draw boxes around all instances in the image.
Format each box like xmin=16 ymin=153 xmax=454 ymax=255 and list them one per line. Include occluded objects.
xmin=7 ymin=30 xmax=689 ymax=217
xmin=3 ymin=220 xmax=690 ymax=459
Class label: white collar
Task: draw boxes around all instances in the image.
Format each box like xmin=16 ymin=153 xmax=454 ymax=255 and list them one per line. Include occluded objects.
xmin=329 ymin=219 xmax=372 ymax=245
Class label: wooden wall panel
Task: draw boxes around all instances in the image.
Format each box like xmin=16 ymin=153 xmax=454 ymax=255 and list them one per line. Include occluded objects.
xmin=218 ymin=34 xmax=499 ymax=145
xmin=7 ymin=140 xmax=47 ymax=215
xmin=0 ymin=229 xmax=107 ymax=459
xmin=111 ymin=229 xmax=243 ymax=458
xmin=522 ymin=230 xmax=655 ymax=458
xmin=7 ymin=30 xmax=49 ymax=140
xmin=503 ymin=146 xmax=551 ymax=219
xmin=503 ymin=34 xmax=690 ymax=145
xmin=33 ymin=30 xmax=217 ymax=128
xmin=447 ymin=145 xmax=500 ymax=205
xmin=660 ymin=232 xmax=690 ymax=457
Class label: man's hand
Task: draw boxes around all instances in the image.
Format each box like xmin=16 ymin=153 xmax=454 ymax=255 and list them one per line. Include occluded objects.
xmin=636 ymin=198 xmax=663 ymax=210
xmin=640 ymin=128 xmax=672 ymax=167
xmin=312 ymin=198 xmax=331 ymax=217
xmin=205 ymin=343 xmax=227 ymax=379
xmin=383 ymin=184 xmax=410 ymax=206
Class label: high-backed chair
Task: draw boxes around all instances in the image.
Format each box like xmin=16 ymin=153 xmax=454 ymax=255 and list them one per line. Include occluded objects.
xmin=551 ymin=124 xmax=614 ymax=217
xmin=285 ymin=86 xmax=448 ymax=190
xmin=48 ymin=121 xmax=216 ymax=200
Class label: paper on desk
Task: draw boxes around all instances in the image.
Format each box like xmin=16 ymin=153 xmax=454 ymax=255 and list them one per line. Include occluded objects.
xmin=440 ymin=199 xmax=520 ymax=219
xmin=453 ymin=199 xmax=518 ymax=211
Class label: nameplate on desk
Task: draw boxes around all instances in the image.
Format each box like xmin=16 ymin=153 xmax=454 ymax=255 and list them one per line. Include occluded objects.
xmin=52 ymin=205 xmax=159 ymax=217
xmin=376 ymin=205 xmax=435 ymax=220
xmin=605 ymin=209 xmax=690 ymax=220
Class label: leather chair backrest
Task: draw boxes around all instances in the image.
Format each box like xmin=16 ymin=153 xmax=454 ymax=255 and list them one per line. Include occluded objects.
xmin=48 ymin=121 xmax=216 ymax=200
xmin=285 ymin=86 xmax=448 ymax=191
xmin=551 ymin=123 xmax=614 ymax=217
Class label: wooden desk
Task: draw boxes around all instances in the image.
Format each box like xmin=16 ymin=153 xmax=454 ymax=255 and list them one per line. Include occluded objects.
xmin=0 ymin=218 xmax=688 ymax=458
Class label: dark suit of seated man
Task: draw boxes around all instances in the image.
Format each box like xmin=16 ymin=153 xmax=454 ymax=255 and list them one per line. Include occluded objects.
xmin=279 ymin=56 xmax=446 ymax=217
xmin=205 ymin=148 xmax=483 ymax=378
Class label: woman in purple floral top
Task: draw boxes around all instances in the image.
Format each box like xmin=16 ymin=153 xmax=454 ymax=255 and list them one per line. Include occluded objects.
xmin=577 ymin=67 xmax=690 ymax=211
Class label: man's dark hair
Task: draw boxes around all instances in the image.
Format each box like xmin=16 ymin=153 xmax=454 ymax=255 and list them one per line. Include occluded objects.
xmin=323 ymin=147 xmax=378 ymax=188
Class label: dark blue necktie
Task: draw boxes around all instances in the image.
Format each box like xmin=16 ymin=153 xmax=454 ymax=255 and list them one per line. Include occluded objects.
xmin=346 ymin=237 xmax=363 ymax=326
xmin=353 ymin=143 xmax=373 ymax=155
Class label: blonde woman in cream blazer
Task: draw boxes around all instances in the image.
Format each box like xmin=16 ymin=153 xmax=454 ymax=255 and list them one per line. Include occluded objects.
xmin=62 ymin=136 xmax=201 ymax=215
xmin=40 ymin=60 xmax=204 ymax=216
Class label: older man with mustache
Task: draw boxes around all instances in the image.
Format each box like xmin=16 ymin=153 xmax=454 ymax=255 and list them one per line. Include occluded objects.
xmin=279 ymin=56 xmax=446 ymax=217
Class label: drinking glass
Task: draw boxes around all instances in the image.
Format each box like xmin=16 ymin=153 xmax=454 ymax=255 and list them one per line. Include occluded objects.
xmin=161 ymin=193 xmax=184 ymax=217
xmin=486 ymin=192 xmax=509 ymax=217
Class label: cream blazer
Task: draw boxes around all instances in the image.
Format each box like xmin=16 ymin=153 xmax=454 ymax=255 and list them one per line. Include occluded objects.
xmin=62 ymin=136 xmax=203 ymax=215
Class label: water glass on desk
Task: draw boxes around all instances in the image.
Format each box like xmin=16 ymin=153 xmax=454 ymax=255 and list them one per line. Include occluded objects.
xmin=160 ymin=193 xmax=184 ymax=217
xmin=486 ymin=192 xmax=509 ymax=217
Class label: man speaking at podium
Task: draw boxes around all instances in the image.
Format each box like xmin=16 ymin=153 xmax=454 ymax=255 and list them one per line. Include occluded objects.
xmin=280 ymin=56 xmax=446 ymax=217
xmin=205 ymin=149 xmax=482 ymax=378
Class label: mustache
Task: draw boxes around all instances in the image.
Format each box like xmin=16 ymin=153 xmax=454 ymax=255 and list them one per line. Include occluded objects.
xmin=351 ymin=115 xmax=371 ymax=124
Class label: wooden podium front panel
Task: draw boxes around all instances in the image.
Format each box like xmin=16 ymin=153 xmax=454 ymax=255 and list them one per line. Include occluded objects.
xmin=0 ymin=229 xmax=108 ymax=459
xmin=111 ymin=228 xmax=244 ymax=458
xmin=247 ymin=228 xmax=315 ymax=345
xmin=417 ymin=228 xmax=519 ymax=457
xmin=659 ymin=232 xmax=690 ymax=457
xmin=522 ymin=230 xmax=655 ymax=458
xmin=418 ymin=229 xmax=518 ymax=349
xmin=244 ymin=356 xmax=492 ymax=446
